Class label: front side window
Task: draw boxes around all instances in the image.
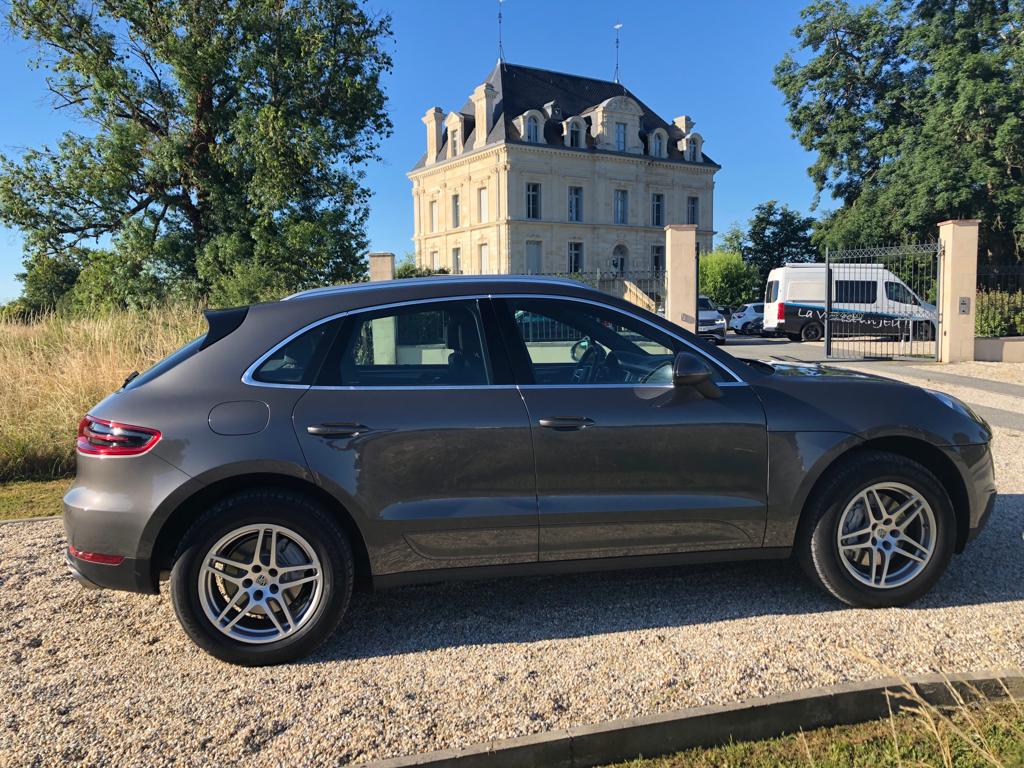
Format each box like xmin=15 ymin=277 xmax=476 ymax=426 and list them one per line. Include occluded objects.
xmin=568 ymin=186 xmax=583 ymax=222
xmin=885 ymin=281 xmax=918 ymax=305
xmin=504 ymin=298 xmax=717 ymax=386
xmin=836 ymin=280 xmax=878 ymax=304
xmin=526 ymin=115 xmax=540 ymax=143
xmin=254 ymin=321 xmax=337 ymax=385
xmin=319 ymin=301 xmax=490 ymax=387
xmin=451 ymin=194 xmax=460 ymax=228
xmin=526 ymin=182 xmax=542 ymax=220
xmin=614 ymin=189 xmax=628 ymax=225
xmin=567 ymin=242 xmax=584 ymax=273
xmin=615 ymin=122 xmax=627 ymax=151
xmin=651 ymin=193 xmax=665 ymax=227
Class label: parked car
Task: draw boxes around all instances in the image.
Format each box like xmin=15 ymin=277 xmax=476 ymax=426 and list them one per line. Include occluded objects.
xmin=763 ymin=263 xmax=937 ymax=342
xmin=697 ymin=295 xmax=727 ymax=344
xmin=65 ymin=276 xmax=996 ymax=665
xmin=729 ymin=302 xmax=765 ymax=335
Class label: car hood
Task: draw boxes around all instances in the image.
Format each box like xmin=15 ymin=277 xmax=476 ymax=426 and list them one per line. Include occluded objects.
xmin=698 ymin=310 xmax=723 ymax=322
xmin=753 ymin=361 xmax=890 ymax=381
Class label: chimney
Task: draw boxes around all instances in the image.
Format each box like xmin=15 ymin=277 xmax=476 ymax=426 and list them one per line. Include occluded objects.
xmin=673 ymin=115 xmax=694 ymax=135
xmin=471 ymin=83 xmax=497 ymax=150
xmin=422 ymin=107 xmax=443 ymax=165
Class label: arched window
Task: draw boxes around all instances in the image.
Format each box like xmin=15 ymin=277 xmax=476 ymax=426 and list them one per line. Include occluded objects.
xmin=653 ymin=133 xmax=664 ymax=157
xmin=569 ymin=121 xmax=582 ymax=148
xmin=526 ymin=115 xmax=540 ymax=143
xmin=687 ymin=142 xmax=698 ymax=161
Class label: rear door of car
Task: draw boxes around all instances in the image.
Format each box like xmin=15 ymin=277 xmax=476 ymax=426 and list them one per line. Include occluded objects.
xmin=289 ymin=298 xmax=538 ymax=576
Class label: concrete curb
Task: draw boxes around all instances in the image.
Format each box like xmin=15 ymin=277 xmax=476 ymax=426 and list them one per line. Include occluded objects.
xmin=368 ymin=670 xmax=1023 ymax=768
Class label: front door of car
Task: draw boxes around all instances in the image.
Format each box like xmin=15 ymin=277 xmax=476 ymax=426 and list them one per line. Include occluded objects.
xmin=494 ymin=296 xmax=768 ymax=562
xmin=291 ymin=298 xmax=538 ymax=576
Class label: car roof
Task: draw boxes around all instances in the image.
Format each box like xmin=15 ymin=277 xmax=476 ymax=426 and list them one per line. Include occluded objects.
xmin=284 ymin=274 xmax=586 ymax=302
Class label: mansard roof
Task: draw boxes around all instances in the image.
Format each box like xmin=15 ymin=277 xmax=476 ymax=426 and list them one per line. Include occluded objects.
xmin=411 ymin=62 xmax=719 ymax=170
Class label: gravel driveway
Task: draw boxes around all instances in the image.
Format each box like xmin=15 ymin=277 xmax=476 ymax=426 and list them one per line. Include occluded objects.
xmin=2 ymin=391 xmax=1022 ymax=766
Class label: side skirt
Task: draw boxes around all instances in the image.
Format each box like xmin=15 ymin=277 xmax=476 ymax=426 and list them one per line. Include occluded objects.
xmin=371 ymin=546 xmax=792 ymax=590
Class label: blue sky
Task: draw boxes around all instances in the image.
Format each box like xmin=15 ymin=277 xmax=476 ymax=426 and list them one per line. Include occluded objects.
xmin=0 ymin=0 xmax=821 ymax=302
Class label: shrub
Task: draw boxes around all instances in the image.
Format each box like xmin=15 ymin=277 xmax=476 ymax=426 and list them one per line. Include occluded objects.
xmin=975 ymin=290 xmax=1024 ymax=337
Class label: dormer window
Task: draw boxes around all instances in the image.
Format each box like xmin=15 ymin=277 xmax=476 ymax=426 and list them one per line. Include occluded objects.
xmin=615 ymin=122 xmax=627 ymax=151
xmin=688 ymin=143 xmax=697 ymax=161
xmin=451 ymin=130 xmax=459 ymax=151
xmin=569 ymin=122 xmax=582 ymax=148
xmin=653 ymin=133 xmax=663 ymax=157
xmin=526 ymin=115 xmax=540 ymax=143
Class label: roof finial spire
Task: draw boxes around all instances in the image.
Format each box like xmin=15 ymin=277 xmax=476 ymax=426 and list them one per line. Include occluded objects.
xmin=497 ymin=0 xmax=506 ymax=64
xmin=613 ymin=22 xmax=623 ymax=83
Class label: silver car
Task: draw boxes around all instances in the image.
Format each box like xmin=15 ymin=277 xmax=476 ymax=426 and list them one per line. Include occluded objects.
xmin=697 ymin=296 xmax=727 ymax=344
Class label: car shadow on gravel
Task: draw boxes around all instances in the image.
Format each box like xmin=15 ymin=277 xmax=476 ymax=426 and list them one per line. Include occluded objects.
xmin=308 ymin=493 xmax=1024 ymax=664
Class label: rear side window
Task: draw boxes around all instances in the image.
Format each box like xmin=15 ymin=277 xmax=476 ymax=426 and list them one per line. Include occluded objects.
xmin=318 ymin=300 xmax=491 ymax=387
xmin=252 ymin=321 xmax=337 ymax=385
xmin=835 ymin=280 xmax=878 ymax=304
xmin=123 ymin=336 xmax=206 ymax=391
xmin=765 ymin=281 xmax=779 ymax=303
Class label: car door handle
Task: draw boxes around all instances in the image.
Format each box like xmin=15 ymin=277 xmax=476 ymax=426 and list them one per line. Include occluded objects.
xmin=306 ymin=423 xmax=372 ymax=438
xmin=538 ymin=416 xmax=595 ymax=431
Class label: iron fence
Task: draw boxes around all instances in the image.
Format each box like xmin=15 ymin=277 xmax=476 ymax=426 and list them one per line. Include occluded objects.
xmin=977 ymin=264 xmax=1024 ymax=338
xmin=825 ymin=242 xmax=941 ymax=361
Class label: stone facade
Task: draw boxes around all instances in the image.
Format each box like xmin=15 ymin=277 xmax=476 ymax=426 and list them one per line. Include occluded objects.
xmin=408 ymin=63 xmax=718 ymax=276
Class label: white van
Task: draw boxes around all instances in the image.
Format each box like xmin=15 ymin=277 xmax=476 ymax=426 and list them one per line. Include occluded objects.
xmin=763 ymin=263 xmax=937 ymax=342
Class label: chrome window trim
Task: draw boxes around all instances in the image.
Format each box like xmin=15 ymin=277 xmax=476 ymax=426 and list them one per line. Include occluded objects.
xmin=242 ymin=292 xmax=746 ymax=389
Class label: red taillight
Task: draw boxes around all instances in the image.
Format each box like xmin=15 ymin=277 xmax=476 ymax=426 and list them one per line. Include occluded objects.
xmin=68 ymin=545 xmax=124 ymax=566
xmin=777 ymin=302 xmax=786 ymax=321
xmin=77 ymin=416 xmax=161 ymax=456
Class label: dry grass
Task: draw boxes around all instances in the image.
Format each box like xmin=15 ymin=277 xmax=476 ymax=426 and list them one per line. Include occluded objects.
xmin=0 ymin=305 xmax=205 ymax=481
xmin=609 ymin=675 xmax=1024 ymax=768
xmin=0 ymin=478 xmax=69 ymax=521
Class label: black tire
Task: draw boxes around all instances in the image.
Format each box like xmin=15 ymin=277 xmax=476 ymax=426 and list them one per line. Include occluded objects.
xmin=741 ymin=322 xmax=752 ymax=335
xmin=801 ymin=321 xmax=823 ymax=342
xmin=170 ymin=488 xmax=353 ymax=666
xmin=796 ymin=450 xmax=956 ymax=608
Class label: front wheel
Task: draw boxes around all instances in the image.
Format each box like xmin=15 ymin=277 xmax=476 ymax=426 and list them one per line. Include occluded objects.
xmin=170 ymin=489 xmax=353 ymax=665
xmin=801 ymin=321 xmax=823 ymax=342
xmin=797 ymin=451 xmax=955 ymax=607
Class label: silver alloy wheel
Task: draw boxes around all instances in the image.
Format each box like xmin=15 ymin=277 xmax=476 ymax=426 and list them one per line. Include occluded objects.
xmin=198 ymin=524 xmax=324 ymax=644
xmin=836 ymin=482 xmax=937 ymax=589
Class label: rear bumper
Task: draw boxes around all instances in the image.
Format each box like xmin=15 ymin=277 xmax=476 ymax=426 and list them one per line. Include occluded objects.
xmin=64 ymin=547 xmax=153 ymax=593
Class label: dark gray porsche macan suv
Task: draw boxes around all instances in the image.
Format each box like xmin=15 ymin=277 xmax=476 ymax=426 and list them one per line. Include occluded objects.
xmin=65 ymin=276 xmax=997 ymax=665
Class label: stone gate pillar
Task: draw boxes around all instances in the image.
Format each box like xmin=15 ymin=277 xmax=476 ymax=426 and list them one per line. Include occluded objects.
xmin=368 ymin=251 xmax=396 ymax=282
xmin=937 ymin=220 xmax=979 ymax=363
xmin=664 ymin=224 xmax=699 ymax=333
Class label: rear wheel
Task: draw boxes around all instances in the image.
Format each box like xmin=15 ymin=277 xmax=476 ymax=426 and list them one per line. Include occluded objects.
xmin=170 ymin=489 xmax=353 ymax=665
xmin=797 ymin=451 xmax=955 ymax=607
xmin=741 ymin=322 xmax=752 ymax=335
xmin=801 ymin=321 xmax=823 ymax=342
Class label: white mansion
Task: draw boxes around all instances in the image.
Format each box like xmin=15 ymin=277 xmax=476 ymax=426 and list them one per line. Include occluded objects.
xmin=407 ymin=62 xmax=718 ymax=276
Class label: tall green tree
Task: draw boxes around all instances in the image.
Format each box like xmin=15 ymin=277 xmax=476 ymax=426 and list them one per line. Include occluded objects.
xmin=698 ymin=250 xmax=761 ymax=307
xmin=0 ymin=0 xmax=392 ymax=312
xmin=775 ymin=0 xmax=1024 ymax=262
xmin=734 ymin=200 xmax=818 ymax=282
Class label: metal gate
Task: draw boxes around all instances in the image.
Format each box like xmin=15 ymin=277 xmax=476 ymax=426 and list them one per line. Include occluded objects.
xmin=824 ymin=242 xmax=942 ymax=361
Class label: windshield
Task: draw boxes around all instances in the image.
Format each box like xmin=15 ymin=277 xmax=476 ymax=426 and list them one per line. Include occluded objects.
xmin=697 ymin=297 xmax=714 ymax=311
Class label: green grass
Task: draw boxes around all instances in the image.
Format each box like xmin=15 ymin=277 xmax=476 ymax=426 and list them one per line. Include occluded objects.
xmin=606 ymin=699 xmax=1024 ymax=768
xmin=0 ymin=478 xmax=70 ymax=521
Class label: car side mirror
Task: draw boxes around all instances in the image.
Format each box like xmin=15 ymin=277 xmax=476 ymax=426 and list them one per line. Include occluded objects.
xmin=672 ymin=352 xmax=722 ymax=399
